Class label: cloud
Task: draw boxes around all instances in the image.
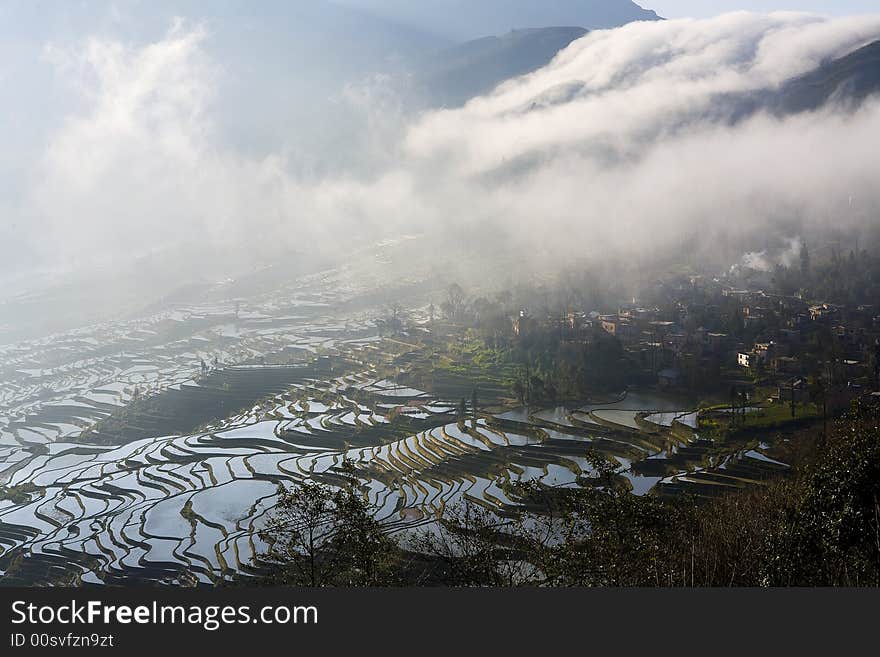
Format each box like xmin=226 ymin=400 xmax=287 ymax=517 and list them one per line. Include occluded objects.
xmin=33 ymin=23 xmax=230 ymax=261
xmin=25 ymin=22 xmax=428 ymax=275
xmin=398 ymin=12 xmax=880 ymax=264
xmin=19 ymin=12 xmax=880 ymax=287
xmin=405 ymin=12 xmax=880 ymax=169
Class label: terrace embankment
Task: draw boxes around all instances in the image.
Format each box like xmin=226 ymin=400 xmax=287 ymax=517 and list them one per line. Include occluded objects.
xmin=78 ymin=366 xmax=322 ymax=446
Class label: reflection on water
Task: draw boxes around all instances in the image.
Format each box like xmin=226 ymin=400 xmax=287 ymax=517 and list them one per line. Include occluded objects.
xmin=533 ymin=406 xmax=574 ymax=426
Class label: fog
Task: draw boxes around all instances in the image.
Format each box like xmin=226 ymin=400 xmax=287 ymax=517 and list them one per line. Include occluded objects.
xmin=403 ymin=12 xmax=880 ymax=258
xmin=2 ymin=6 xmax=880 ymax=336
xmin=0 ymin=0 xmax=446 ymax=281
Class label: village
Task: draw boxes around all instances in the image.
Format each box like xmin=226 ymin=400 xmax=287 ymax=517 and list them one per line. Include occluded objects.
xmin=496 ymin=267 xmax=880 ymax=415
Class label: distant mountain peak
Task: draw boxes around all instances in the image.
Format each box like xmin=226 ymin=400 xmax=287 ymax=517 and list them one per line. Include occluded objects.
xmin=333 ymin=0 xmax=660 ymax=40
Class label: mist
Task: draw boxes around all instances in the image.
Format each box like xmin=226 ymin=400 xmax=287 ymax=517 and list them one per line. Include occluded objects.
xmin=3 ymin=8 xmax=880 ymax=336
xmin=5 ymin=5 xmax=880 ymax=592
xmin=403 ymin=13 xmax=880 ymax=263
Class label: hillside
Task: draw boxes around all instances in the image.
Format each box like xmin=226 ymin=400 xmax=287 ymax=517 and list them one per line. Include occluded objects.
xmin=420 ymin=27 xmax=589 ymax=107
xmin=775 ymin=39 xmax=880 ymax=114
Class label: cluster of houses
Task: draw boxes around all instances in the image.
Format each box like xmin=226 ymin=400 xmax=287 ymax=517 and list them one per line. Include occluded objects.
xmin=735 ymin=297 xmax=878 ymax=381
xmin=514 ymin=303 xmax=730 ymax=389
xmin=510 ymin=278 xmax=880 ymax=398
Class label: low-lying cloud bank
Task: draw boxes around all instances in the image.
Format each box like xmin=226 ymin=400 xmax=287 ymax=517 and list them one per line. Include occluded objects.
xmin=20 ymin=12 xmax=880 ymax=282
xmin=403 ymin=12 xmax=880 ymax=261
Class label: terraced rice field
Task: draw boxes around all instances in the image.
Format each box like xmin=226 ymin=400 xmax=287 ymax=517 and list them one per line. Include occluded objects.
xmin=0 ymin=375 xmax=622 ymax=585
xmin=2 ymin=358 xmax=722 ymax=585
xmin=0 ymin=275 xmax=790 ymax=585
xmin=0 ymin=285 xmax=618 ymax=584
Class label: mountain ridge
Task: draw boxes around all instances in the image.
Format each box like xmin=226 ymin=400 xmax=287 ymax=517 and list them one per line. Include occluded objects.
xmin=774 ymin=38 xmax=880 ymax=114
xmin=420 ymin=26 xmax=590 ymax=107
xmin=332 ymin=0 xmax=660 ymax=40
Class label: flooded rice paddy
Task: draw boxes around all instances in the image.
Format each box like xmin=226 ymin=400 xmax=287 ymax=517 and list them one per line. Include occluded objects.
xmin=0 ymin=280 xmax=790 ymax=585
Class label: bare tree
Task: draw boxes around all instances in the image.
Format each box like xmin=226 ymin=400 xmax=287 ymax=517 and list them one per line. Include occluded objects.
xmin=410 ymin=498 xmax=550 ymax=587
xmin=441 ymin=283 xmax=466 ymax=322
xmin=258 ymin=461 xmax=398 ymax=586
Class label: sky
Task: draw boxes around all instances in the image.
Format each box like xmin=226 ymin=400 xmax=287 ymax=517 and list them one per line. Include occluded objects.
xmin=652 ymin=2 xmax=880 ymax=18
xmin=333 ymin=1 xmax=660 ymax=39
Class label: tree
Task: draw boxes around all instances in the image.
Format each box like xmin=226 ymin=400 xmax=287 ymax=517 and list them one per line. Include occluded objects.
xmin=762 ymin=401 xmax=880 ymax=586
xmin=471 ymin=297 xmax=493 ymax=325
xmin=537 ymin=450 xmax=691 ymax=586
xmin=471 ymin=388 xmax=479 ymax=427
xmin=873 ymin=340 xmax=880 ymax=391
xmin=458 ymin=398 xmax=468 ymax=426
xmin=529 ymin=375 xmax=545 ymax=405
xmin=800 ymin=240 xmax=811 ymax=279
xmin=385 ymin=303 xmax=406 ymax=335
xmin=410 ymin=497 xmax=551 ymax=587
xmin=753 ymin=358 xmax=765 ymax=383
xmin=512 ymin=378 xmax=525 ymax=405
xmin=808 ymin=377 xmax=828 ymax=440
xmin=495 ymin=289 xmax=513 ymax=311
xmin=441 ymin=283 xmax=466 ymax=322
xmin=729 ymin=385 xmax=738 ymax=427
xmin=258 ymin=460 xmax=398 ymax=586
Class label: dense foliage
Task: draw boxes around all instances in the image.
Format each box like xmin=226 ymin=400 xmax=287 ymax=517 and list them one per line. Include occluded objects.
xmin=258 ymin=461 xmax=398 ymax=586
